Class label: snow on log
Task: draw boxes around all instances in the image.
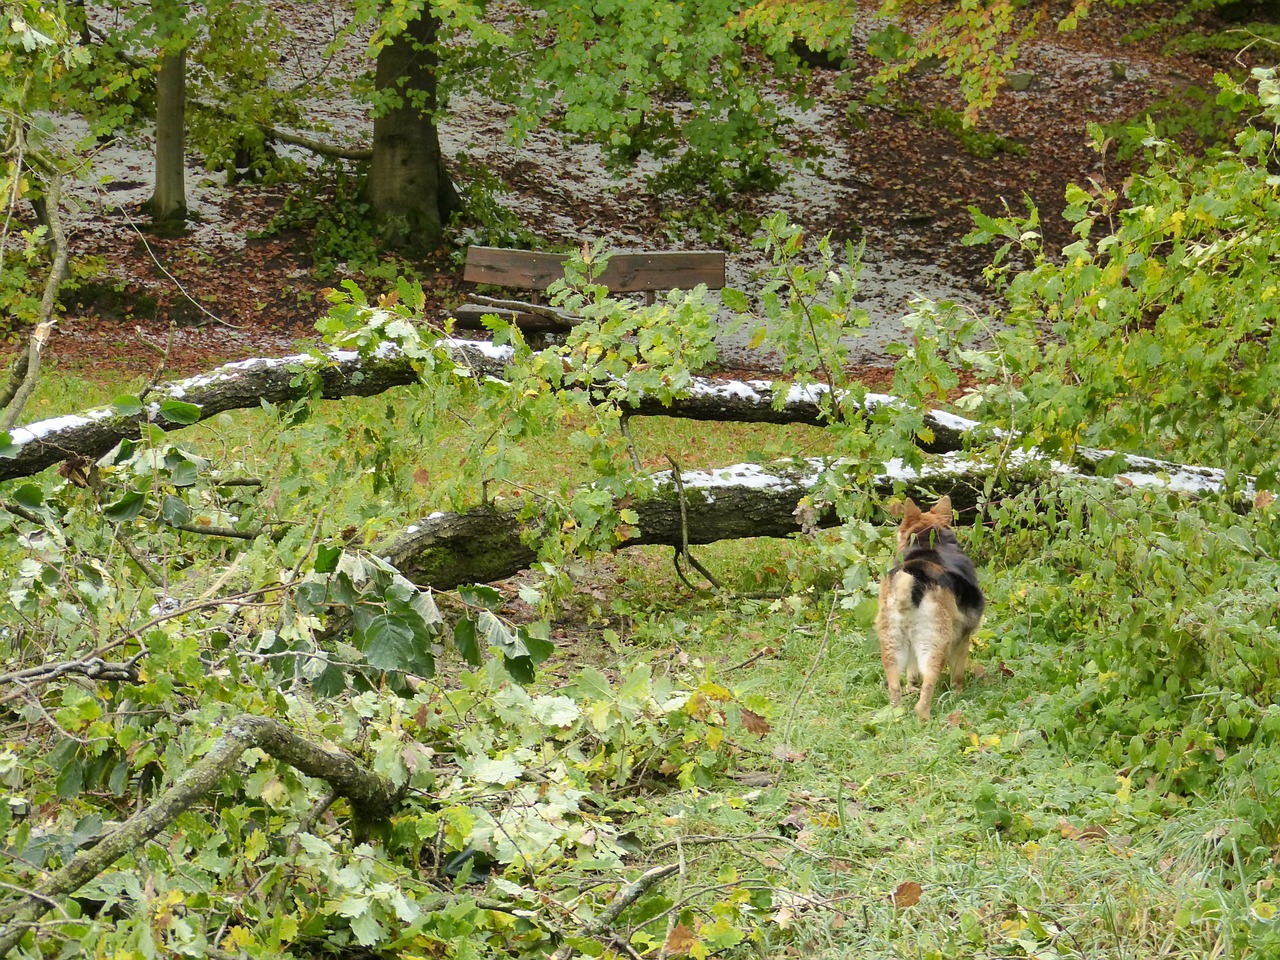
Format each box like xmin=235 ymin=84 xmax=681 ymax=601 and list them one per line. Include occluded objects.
xmin=0 ymin=347 xmax=416 ymax=482
xmin=377 ymin=449 xmax=1245 ymax=591
xmin=0 ymin=339 xmax=970 ymax=482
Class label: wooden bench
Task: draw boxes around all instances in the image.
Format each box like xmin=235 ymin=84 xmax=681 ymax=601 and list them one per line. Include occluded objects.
xmin=452 ymin=246 xmax=727 ymax=333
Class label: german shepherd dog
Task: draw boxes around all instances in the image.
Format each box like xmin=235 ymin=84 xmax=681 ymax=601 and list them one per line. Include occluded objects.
xmin=876 ymin=497 xmax=984 ymax=720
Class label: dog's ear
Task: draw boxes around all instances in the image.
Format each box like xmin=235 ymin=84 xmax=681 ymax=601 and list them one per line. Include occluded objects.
xmin=931 ymin=496 xmax=953 ymax=525
xmin=901 ymin=498 xmax=921 ymax=521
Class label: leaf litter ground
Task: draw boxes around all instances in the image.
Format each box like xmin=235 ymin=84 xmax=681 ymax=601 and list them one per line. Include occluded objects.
xmin=17 ymin=3 xmax=1252 ymax=383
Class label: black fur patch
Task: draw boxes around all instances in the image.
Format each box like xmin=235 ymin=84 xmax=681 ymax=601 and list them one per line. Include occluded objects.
xmin=893 ymin=537 xmax=984 ymax=616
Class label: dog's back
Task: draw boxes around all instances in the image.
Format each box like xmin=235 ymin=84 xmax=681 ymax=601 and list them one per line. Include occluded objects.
xmin=876 ymin=497 xmax=984 ymax=720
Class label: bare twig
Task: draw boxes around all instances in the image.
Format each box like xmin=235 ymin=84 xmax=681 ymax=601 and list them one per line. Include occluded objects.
xmin=0 ymin=651 xmax=144 ymax=688
xmin=467 ymin=294 xmax=572 ymax=321
xmin=265 ymin=788 xmax=337 ymax=915
xmin=0 ymin=498 xmax=46 ymax=526
xmin=619 ymin=414 xmax=643 ymax=472
xmin=725 ymin=648 xmax=771 ymax=673
xmin=136 ymin=322 xmax=178 ymax=403
xmin=665 ymin=455 xmax=722 ymax=593
xmin=0 ymin=320 xmax=56 ymax=433
xmin=658 ymin=837 xmax=686 ymax=959
xmin=166 ymin=521 xmax=262 ymax=540
xmin=777 ymin=594 xmax=839 ymax=775
xmin=0 ymin=173 xmax=67 ymax=431
xmin=550 ymin=863 xmax=678 ymax=960
xmin=114 ymin=532 xmax=166 ymax=589
xmin=287 ymin=509 xmax=327 ymax=586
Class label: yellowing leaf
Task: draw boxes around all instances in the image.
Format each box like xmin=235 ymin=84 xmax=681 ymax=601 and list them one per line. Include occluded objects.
xmin=259 ymin=776 xmax=289 ymax=806
xmin=222 ymin=926 xmax=254 ymax=951
xmin=243 ymin=829 xmax=267 ymax=863
xmin=698 ymin=681 xmax=732 ymax=702
xmin=587 ymin=700 xmax=612 ymax=732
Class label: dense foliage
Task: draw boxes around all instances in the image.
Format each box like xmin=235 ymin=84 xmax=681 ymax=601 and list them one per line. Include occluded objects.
xmin=970 ymin=67 xmax=1280 ymax=487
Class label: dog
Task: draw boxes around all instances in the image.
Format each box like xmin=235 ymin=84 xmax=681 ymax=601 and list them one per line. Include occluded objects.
xmin=875 ymin=496 xmax=984 ymax=721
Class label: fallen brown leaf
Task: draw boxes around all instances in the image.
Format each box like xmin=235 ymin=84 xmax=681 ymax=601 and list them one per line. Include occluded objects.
xmin=891 ymin=881 xmax=922 ymax=908
xmin=664 ymin=923 xmax=696 ymax=955
xmin=740 ymin=708 xmax=771 ymax=738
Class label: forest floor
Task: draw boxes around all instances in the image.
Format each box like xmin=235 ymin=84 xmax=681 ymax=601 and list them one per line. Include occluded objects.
xmin=18 ymin=4 xmax=1264 ymax=390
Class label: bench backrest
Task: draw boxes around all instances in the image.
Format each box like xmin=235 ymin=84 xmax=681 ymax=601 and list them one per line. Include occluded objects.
xmin=463 ymin=247 xmax=726 ymax=294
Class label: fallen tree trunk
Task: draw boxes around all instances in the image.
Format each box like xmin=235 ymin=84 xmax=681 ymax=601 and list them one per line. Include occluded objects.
xmin=377 ymin=449 xmax=1241 ymax=591
xmin=0 ymin=715 xmax=400 ymax=958
xmin=0 ymin=340 xmax=971 ymax=483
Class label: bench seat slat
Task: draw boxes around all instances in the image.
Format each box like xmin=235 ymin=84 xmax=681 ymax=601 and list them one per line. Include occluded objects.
xmin=450 ymin=301 xmax=573 ymax=333
xmin=463 ymin=246 xmax=726 ymax=293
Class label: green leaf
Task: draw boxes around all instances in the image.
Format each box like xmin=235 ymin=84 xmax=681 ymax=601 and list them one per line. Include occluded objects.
xmin=314 ymin=544 xmax=342 ymax=574
xmin=102 ymin=491 xmax=146 ymax=523
xmin=503 ymin=655 xmax=536 ymax=684
xmin=453 ymin=618 xmax=482 ymax=665
xmin=56 ymin=760 xmax=85 ymax=799
xmin=295 ymin=581 xmax=328 ymax=615
xmin=347 ymin=909 xmax=385 ymax=948
xmin=720 ymin=287 xmax=750 ymax=313
xmin=160 ymin=494 xmax=190 ymax=526
xmin=312 ymin=662 xmax=348 ymax=698
xmin=13 ymin=484 xmax=43 ymax=509
xmin=520 ymin=624 xmax=555 ymax=664
xmin=108 ymin=760 xmax=130 ymax=797
xmin=362 ymin=614 xmax=421 ymax=672
xmin=112 ymin=394 xmax=143 ymax=416
xmin=169 ymin=460 xmax=199 ymax=487
xmin=158 ymin=399 xmax=202 ymax=425
xmin=458 ymin=584 xmax=503 ymax=610
xmin=0 ymin=432 xmax=20 ymax=459
xmin=478 ymin=610 xmax=519 ymax=654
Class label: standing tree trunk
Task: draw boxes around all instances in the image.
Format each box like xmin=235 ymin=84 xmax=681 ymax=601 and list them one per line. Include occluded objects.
xmin=368 ymin=8 xmax=461 ymax=253
xmin=147 ymin=43 xmax=187 ymax=225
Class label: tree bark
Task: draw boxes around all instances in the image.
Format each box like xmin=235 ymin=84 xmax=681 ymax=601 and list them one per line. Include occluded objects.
xmin=147 ymin=43 xmax=187 ymax=223
xmin=374 ymin=448 xmax=1240 ymax=592
xmin=368 ymin=9 xmax=461 ymax=252
xmin=0 ymin=347 xmax=421 ymax=482
xmin=0 ymin=715 xmax=401 ymax=958
xmin=0 ymin=340 xmax=1231 ymax=491
xmin=0 ymin=341 xmax=969 ymax=482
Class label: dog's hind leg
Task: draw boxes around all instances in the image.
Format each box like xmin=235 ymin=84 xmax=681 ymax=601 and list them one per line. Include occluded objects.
xmin=949 ymin=609 xmax=982 ymax=696
xmin=876 ymin=578 xmax=905 ymax=708
xmin=912 ymin=595 xmax=954 ymax=722
xmin=948 ymin=632 xmax=972 ymax=695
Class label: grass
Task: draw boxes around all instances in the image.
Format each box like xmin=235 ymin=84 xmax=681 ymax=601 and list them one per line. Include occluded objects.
xmin=589 ymin=545 xmax=1250 ymax=958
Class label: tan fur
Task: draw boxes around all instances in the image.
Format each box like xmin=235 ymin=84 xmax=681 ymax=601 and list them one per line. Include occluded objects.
xmin=876 ymin=496 xmax=983 ymax=721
